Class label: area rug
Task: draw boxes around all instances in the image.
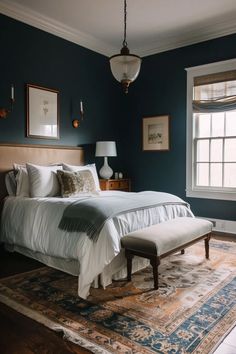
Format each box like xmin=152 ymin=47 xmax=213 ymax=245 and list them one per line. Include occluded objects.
xmin=0 ymin=240 xmax=236 ymax=354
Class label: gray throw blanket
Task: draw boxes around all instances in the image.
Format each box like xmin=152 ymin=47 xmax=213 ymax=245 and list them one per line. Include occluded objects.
xmin=59 ymin=191 xmax=189 ymax=242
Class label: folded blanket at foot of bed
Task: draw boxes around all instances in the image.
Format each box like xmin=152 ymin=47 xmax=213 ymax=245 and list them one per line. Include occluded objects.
xmin=59 ymin=191 xmax=190 ymax=241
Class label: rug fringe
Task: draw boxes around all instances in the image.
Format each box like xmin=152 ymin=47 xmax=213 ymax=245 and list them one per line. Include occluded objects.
xmin=0 ymin=293 xmax=112 ymax=354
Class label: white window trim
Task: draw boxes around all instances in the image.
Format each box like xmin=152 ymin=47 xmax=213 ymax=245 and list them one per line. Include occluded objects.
xmin=185 ymin=58 xmax=236 ymax=201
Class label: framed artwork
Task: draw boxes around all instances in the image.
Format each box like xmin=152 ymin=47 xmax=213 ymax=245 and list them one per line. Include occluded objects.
xmin=143 ymin=115 xmax=170 ymax=151
xmin=26 ymin=84 xmax=59 ymax=139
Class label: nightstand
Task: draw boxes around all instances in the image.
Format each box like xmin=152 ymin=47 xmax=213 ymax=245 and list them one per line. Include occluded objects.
xmin=99 ymin=178 xmax=131 ymax=192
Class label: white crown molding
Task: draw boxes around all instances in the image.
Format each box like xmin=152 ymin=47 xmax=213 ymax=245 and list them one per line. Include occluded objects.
xmin=0 ymin=0 xmax=116 ymax=57
xmin=1 ymin=0 xmax=236 ymax=58
xmin=185 ymin=58 xmax=236 ymax=72
xmin=136 ymin=17 xmax=236 ymax=57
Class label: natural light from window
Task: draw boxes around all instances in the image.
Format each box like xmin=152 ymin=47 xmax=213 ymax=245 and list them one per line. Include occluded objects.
xmin=186 ymin=59 xmax=236 ymax=201
xmin=194 ymin=110 xmax=236 ymax=188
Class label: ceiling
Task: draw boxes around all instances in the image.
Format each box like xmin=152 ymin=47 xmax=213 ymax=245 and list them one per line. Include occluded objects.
xmin=1 ymin=0 xmax=236 ymax=57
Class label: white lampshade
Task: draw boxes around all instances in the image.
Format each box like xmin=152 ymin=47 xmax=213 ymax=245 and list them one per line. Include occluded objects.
xmin=95 ymin=141 xmax=117 ymax=157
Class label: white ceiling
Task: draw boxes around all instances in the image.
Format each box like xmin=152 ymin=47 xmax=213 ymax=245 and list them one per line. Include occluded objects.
xmin=1 ymin=0 xmax=236 ymax=57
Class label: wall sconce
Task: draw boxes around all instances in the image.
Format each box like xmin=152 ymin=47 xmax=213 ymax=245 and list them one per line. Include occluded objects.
xmin=0 ymin=84 xmax=15 ymax=119
xmin=72 ymin=99 xmax=84 ymax=128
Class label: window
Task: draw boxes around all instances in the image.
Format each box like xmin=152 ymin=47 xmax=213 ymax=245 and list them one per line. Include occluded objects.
xmin=186 ymin=59 xmax=236 ymax=201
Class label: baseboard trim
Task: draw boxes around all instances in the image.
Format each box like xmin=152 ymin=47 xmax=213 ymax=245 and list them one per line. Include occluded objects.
xmin=198 ymin=217 xmax=236 ymax=235
xmin=213 ymin=230 xmax=236 ymax=238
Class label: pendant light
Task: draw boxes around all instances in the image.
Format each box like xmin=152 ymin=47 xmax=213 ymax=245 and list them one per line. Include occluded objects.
xmin=109 ymin=0 xmax=141 ymax=94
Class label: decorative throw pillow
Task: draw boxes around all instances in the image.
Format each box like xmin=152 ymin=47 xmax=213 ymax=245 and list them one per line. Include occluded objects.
xmin=57 ymin=169 xmax=98 ymax=197
xmin=62 ymin=163 xmax=100 ymax=192
xmin=26 ymin=163 xmax=62 ymax=198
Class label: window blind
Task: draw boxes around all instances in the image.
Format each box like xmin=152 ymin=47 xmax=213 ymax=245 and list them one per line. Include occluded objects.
xmin=193 ymin=70 xmax=236 ymax=113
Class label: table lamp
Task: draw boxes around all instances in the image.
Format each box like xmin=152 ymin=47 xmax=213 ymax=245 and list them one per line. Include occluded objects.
xmin=95 ymin=141 xmax=117 ymax=179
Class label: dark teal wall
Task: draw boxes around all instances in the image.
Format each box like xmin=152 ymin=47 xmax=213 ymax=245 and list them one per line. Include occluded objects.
xmin=0 ymin=14 xmax=125 ymax=169
xmin=123 ymin=34 xmax=236 ymax=220
xmin=1 ymin=14 xmax=235 ymax=220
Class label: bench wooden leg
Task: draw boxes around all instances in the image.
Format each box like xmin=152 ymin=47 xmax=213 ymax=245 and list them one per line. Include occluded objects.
xmin=181 ymin=249 xmax=185 ymax=254
xmin=150 ymin=256 xmax=160 ymax=289
xmin=126 ymin=250 xmax=134 ymax=281
xmin=205 ymin=234 xmax=211 ymax=259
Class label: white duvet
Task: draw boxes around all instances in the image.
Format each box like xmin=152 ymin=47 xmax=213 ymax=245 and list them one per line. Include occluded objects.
xmin=0 ymin=190 xmax=193 ymax=298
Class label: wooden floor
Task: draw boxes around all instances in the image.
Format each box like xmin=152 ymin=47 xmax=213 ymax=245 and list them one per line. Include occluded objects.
xmin=0 ymin=247 xmax=91 ymax=354
xmin=0 ymin=233 xmax=235 ymax=354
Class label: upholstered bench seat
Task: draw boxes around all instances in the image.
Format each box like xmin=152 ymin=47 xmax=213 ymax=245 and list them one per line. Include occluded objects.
xmin=121 ymin=217 xmax=212 ymax=289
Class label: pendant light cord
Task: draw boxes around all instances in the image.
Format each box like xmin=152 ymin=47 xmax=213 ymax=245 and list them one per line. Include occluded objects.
xmin=123 ymin=0 xmax=127 ymax=47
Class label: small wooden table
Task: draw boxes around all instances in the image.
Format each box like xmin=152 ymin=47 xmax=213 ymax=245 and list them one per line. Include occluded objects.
xmin=99 ymin=178 xmax=131 ymax=192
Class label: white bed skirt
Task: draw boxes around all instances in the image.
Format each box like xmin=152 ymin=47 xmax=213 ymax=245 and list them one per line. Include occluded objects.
xmin=5 ymin=243 xmax=149 ymax=290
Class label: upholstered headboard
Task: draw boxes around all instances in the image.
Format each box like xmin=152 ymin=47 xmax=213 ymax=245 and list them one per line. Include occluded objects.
xmin=0 ymin=143 xmax=84 ymax=202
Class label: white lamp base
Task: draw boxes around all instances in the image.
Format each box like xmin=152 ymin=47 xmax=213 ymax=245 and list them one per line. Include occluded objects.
xmin=99 ymin=157 xmax=113 ymax=179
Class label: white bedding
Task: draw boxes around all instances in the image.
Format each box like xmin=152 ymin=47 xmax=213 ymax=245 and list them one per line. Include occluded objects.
xmin=0 ymin=190 xmax=194 ymax=298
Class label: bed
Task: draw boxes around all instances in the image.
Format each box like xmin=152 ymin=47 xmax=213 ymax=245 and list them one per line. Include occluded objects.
xmin=0 ymin=143 xmax=194 ymax=299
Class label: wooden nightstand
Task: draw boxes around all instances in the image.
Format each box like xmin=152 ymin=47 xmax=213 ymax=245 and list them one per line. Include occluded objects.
xmin=99 ymin=178 xmax=131 ymax=192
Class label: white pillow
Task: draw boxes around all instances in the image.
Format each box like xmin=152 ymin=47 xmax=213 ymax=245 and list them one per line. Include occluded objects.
xmin=14 ymin=164 xmax=30 ymax=197
xmin=5 ymin=171 xmax=17 ymax=196
xmin=62 ymin=163 xmax=100 ymax=191
xmin=26 ymin=163 xmax=63 ymax=197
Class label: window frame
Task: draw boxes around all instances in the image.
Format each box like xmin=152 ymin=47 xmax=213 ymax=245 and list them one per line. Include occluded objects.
xmin=186 ymin=58 xmax=236 ymax=201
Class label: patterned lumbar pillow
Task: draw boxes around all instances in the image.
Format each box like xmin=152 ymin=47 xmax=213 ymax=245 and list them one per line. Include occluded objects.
xmin=57 ymin=169 xmax=98 ymax=197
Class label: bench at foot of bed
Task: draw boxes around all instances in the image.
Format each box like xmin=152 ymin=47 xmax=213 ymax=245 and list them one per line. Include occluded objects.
xmin=121 ymin=217 xmax=212 ymax=289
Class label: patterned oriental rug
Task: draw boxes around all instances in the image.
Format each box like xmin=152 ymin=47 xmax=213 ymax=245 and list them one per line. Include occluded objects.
xmin=0 ymin=240 xmax=236 ymax=354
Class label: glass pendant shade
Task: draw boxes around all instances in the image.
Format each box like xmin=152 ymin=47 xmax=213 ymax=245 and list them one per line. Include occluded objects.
xmin=109 ymin=0 xmax=141 ymax=93
xmin=110 ymin=46 xmax=141 ymax=93
xmin=110 ymin=52 xmax=141 ymax=93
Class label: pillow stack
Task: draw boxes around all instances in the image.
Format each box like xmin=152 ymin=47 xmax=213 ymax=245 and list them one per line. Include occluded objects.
xmin=8 ymin=162 xmax=100 ymax=198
